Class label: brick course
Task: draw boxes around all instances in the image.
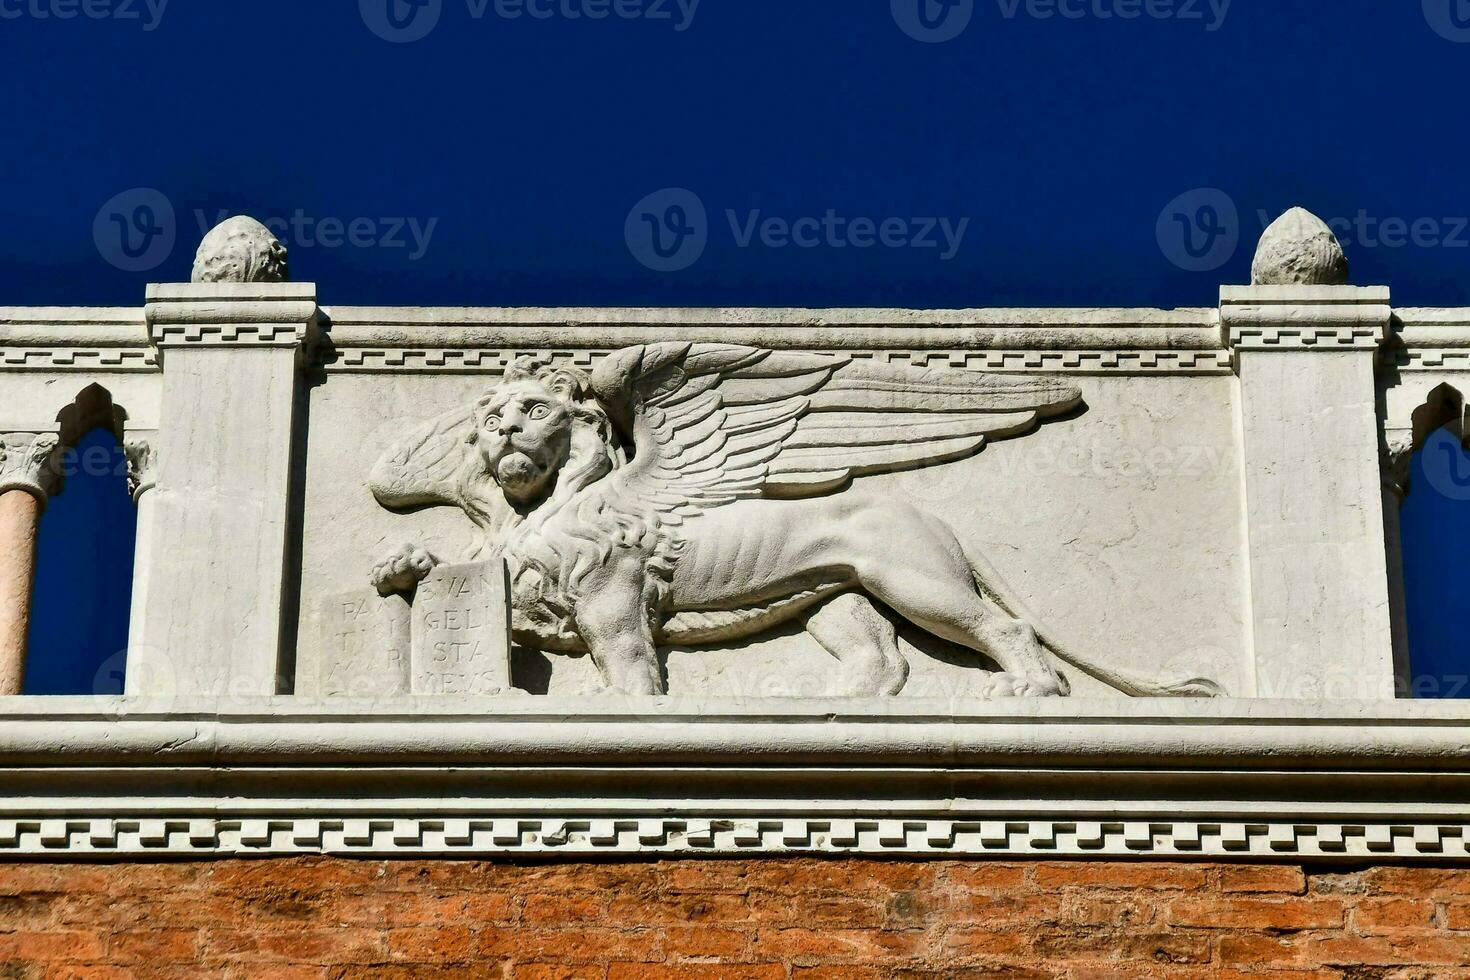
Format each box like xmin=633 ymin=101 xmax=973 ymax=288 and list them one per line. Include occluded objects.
xmin=1 ymin=858 xmax=1469 ymax=977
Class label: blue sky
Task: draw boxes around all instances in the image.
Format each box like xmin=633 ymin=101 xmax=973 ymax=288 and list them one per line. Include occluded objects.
xmin=6 ymin=0 xmax=1469 ymax=692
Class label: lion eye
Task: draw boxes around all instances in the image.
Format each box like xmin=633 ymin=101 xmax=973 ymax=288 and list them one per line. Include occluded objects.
xmin=528 ymin=405 xmax=551 ymax=421
xmin=484 ymin=414 xmax=502 ymax=430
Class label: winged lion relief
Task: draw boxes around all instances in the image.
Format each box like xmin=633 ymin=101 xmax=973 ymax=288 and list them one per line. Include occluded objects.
xmin=368 ymin=343 xmax=1224 ymax=699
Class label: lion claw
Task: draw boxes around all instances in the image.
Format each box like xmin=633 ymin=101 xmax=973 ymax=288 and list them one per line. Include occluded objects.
xmin=371 ymin=543 xmax=440 ymax=597
xmin=979 ymin=671 xmax=1066 ymax=699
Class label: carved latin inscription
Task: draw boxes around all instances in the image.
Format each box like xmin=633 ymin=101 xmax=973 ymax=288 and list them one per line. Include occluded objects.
xmin=318 ymin=591 xmax=411 ymax=698
xmin=412 ymin=561 xmax=512 ymax=695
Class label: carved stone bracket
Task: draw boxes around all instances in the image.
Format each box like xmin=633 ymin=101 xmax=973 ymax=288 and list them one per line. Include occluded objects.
xmin=0 ymin=433 xmax=61 ymax=504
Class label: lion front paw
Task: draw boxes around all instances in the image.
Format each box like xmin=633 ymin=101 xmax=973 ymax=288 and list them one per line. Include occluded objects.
xmin=371 ymin=543 xmax=440 ymax=597
xmin=978 ymin=671 xmax=1067 ymax=699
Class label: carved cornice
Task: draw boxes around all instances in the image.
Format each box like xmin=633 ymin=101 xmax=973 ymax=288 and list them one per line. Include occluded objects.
xmin=2 ymin=815 xmax=1467 ymax=861
xmin=325 ymin=347 xmax=1235 ymax=376
xmin=1 ymin=698 xmax=1469 ymax=859
xmin=0 ymin=308 xmax=153 ymax=374
xmin=0 ymin=432 xmax=60 ymax=503
xmin=320 ymin=307 xmax=1230 ymax=376
xmin=145 ymin=282 xmax=320 ymax=351
xmin=1221 ymin=285 xmax=1391 ymax=353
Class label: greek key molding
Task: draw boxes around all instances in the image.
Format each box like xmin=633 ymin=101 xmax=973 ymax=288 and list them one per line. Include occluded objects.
xmin=149 ymin=322 xmax=312 ymax=348
xmin=0 ymin=347 xmax=156 ymax=371
xmin=1392 ymin=349 xmax=1470 ymax=371
xmin=325 ymin=347 xmax=1234 ymax=376
xmin=4 ymin=815 xmax=1469 ymax=861
xmin=1227 ymin=325 xmax=1386 ymax=351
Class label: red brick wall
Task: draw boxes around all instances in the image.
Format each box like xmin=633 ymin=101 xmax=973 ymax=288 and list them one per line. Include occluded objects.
xmin=3 ymin=858 xmax=1470 ymax=977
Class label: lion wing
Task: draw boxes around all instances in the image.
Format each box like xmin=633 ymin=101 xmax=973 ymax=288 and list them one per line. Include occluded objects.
xmin=369 ymin=403 xmax=480 ymax=511
xmin=589 ymin=343 xmax=1082 ymax=522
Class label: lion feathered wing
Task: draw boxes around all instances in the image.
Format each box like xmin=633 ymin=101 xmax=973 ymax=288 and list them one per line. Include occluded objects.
xmin=588 ymin=343 xmax=1083 ymax=521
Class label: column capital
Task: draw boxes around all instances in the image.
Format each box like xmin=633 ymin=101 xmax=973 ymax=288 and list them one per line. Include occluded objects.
xmin=145 ymin=282 xmax=320 ymax=351
xmin=0 ymin=433 xmax=60 ymax=505
xmin=1220 ymin=285 xmax=1392 ymax=353
xmin=124 ymin=438 xmax=159 ymax=503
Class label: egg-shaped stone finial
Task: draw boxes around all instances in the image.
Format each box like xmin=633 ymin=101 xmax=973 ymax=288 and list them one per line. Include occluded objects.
xmin=191 ymin=215 xmax=290 ymax=284
xmin=1251 ymin=207 xmax=1348 ymax=286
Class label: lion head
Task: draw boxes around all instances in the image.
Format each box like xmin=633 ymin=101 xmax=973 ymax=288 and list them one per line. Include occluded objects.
xmin=467 ymin=358 xmax=622 ymax=512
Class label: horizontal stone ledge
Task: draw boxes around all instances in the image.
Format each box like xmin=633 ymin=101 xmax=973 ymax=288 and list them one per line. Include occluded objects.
xmin=0 ymin=308 xmax=147 ymax=348
xmin=320 ymin=305 xmax=1226 ymax=353
xmin=0 ymin=696 xmax=1467 ymax=770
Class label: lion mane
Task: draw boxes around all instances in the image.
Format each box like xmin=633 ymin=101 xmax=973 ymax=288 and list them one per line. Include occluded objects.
xmin=469 ymin=358 xmax=684 ymax=647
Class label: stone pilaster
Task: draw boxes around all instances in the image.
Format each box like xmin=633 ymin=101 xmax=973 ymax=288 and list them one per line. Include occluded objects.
xmin=1223 ymin=284 xmax=1396 ymax=698
xmin=128 ymin=281 xmax=318 ymax=697
xmin=0 ymin=432 xmax=59 ymax=694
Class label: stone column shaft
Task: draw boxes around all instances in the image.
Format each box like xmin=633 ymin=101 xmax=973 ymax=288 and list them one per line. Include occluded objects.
xmin=1224 ymin=285 xmax=1397 ymax=699
xmin=0 ymin=433 xmax=58 ymax=695
xmin=129 ymin=283 xmax=316 ymax=698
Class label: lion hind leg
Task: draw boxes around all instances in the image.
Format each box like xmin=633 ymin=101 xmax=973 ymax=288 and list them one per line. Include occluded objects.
xmin=857 ymin=560 xmax=1067 ymax=698
xmin=804 ymin=593 xmax=909 ymax=697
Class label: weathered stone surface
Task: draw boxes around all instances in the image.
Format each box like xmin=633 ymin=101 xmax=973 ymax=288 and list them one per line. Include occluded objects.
xmin=315 ymin=590 xmax=410 ymax=698
xmin=1252 ymin=207 xmax=1350 ymax=285
xmin=411 ymin=560 xmax=511 ymax=695
xmin=191 ymin=215 xmax=289 ymax=284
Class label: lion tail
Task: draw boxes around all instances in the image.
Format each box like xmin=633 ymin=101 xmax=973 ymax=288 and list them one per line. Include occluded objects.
xmin=966 ymin=553 xmax=1226 ymax=699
